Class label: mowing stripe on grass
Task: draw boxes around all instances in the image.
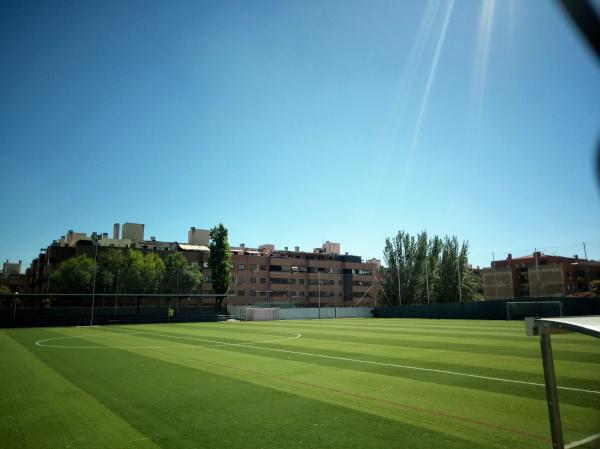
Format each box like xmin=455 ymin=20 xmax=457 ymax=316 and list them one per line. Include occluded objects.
xmin=185 ymin=355 xmax=550 ymax=442
xmin=69 ymin=325 xmax=600 ymax=396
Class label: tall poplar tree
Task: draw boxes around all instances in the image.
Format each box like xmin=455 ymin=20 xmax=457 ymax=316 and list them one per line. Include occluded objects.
xmin=208 ymin=223 xmax=232 ymax=313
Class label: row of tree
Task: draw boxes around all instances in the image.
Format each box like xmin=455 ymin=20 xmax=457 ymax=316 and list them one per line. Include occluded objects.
xmin=379 ymin=230 xmax=482 ymax=305
xmin=50 ymin=250 xmax=203 ymax=294
xmin=48 ymin=223 xmax=234 ymax=312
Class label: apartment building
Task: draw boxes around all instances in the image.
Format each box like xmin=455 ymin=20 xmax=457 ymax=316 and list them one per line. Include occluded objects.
xmin=481 ymin=252 xmax=600 ymax=299
xmin=24 ymin=224 xmax=380 ymax=305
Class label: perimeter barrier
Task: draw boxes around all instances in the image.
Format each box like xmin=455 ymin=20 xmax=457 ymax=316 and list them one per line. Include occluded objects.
xmin=373 ymin=297 xmax=600 ymax=320
xmin=0 ymin=294 xmax=227 ymax=328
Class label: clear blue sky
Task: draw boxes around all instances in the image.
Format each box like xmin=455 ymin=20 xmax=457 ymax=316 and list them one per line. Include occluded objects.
xmin=1 ymin=0 xmax=599 ymax=270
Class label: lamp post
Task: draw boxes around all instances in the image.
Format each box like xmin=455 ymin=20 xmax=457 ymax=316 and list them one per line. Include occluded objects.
xmin=90 ymin=233 xmax=100 ymax=326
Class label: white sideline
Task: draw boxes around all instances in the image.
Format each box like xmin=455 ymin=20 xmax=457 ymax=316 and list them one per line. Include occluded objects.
xmin=84 ymin=326 xmax=600 ymax=396
xmin=565 ymin=432 xmax=600 ymax=449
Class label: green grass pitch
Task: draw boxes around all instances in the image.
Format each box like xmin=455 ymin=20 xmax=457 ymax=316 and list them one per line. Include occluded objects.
xmin=1 ymin=318 xmax=599 ymax=449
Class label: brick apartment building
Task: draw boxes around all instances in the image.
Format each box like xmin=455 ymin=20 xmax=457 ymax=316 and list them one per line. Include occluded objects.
xmin=24 ymin=223 xmax=380 ymax=306
xmin=481 ymin=252 xmax=600 ymax=299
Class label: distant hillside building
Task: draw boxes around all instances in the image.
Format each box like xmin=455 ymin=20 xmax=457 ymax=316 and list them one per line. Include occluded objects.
xmin=481 ymin=252 xmax=600 ymax=299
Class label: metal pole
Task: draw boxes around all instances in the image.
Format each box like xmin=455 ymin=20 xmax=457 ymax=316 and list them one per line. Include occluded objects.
xmin=492 ymin=252 xmax=499 ymax=299
xmin=425 ymin=261 xmax=430 ymax=304
xmin=318 ymin=270 xmax=321 ymax=319
xmin=583 ymin=242 xmax=591 ymax=287
xmin=396 ymin=258 xmax=402 ymax=306
xmin=535 ymin=248 xmax=541 ymax=297
xmin=539 ymin=328 xmax=564 ymax=449
xmin=176 ymin=268 xmax=180 ymax=314
xmin=90 ymin=238 xmax=98 ymax=326
xmin=114 ymin=268 xmax=119 ymax=314
xmin=46 ymin=249 xmax=51 ymax=296
xmin=457 ymin=259 xmax=462 ymax=302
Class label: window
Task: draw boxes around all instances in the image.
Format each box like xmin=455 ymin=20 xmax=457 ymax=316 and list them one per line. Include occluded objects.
xmin=238 ymin=264 xmax=245 ymax=270
xmin=250 ymin=290 xmax=256 ymax=296
xmin=260 ymin=265 xmax=266 ymax=271
xmin=260 ymin=278 xmax=266 ymax=283
xmin=299 ymin=279 xmax=305 ymax=284
xmin=250 ymin=277 xmax=256 ymax=283
xmin=237 ymin=276 xmax=245 ymax=285
xmin=290 ymin=278 xmax=296 ymax=284
xmin=203 ymin=262 xmax=209 ymax=268
xmin=250 ymin=264 xmax=257 ymax=272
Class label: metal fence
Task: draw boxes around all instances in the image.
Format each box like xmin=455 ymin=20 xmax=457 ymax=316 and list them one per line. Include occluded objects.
xmin=0 ymin=293 xmax=227 ymax=327
xmin=373 ymin=297 xmax=600 ymax=320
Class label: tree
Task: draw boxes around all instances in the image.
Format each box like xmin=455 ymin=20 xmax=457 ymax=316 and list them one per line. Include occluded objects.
xmin=120 ymin=250 xmax=165 ymax=294
xmin=162 ymin=252 xmax=203 ymax=294
xmin=380 ymin=230 xmax=480 ymax=305
xmin=591 ymin=279 xmax=600 ymax=296
xmin=50 ymin=255 xmax=96 ymax=293
xmin=208 ymin=223 xmax=232 ymax=313
xmin=97 ymin=249 xmax=128 ymax=293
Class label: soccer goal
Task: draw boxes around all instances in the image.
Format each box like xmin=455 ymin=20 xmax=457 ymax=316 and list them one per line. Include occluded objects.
xmin=506 ymin=301 xmax=563 ymax=321
xmin=244 ymin=307 xmax=280 ymax=321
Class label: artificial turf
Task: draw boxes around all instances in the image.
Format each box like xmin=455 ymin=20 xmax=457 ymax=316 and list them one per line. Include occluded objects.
xmin=0 ymin=318 xmax=598 ymax=449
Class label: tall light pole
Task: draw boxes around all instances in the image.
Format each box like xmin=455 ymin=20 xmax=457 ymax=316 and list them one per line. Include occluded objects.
xmin=457 ymin=258 xmax=462 ymax=302
xmin=425 ymin=261 xmax=430 ymax=304
xmin=396 ymin=259 xmax=402 ymax=306
xmin=114 ymin=267 xmax=120 ymax=314
xmin=317 ymin=269 xmax=321 ymax=319
xmin=90 ymin=234 xmax=100 ymax=326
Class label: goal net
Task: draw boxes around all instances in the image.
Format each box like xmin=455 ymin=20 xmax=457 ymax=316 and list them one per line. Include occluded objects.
xmin=244 ymin=307 xmax=280 ymax=321
xmin=506 ymin=301 xmax=563 ymax=321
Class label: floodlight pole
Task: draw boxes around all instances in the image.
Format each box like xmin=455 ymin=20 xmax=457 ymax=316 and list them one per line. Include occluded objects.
xmin=456 ymin=259 xmax=462 ymax=302
xmin=396 ymin=260 xmax=402 ymax=306
xmin=317 ymin=270 xmax=321 ymax=319
xmin=114 ymin=267 xmax=119 ymax=314
xmin=425 ymin=261 xmax=430 ymax=304
xmin=90 ymin=234 xmax=100 ymax=326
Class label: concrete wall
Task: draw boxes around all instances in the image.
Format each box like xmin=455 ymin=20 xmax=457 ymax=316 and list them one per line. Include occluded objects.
xmin=228 ymin=306 xmax=372 ymax=320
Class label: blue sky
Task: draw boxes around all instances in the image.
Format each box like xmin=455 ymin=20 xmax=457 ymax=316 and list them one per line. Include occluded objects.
xmin=1 ymin=0 xmax=599 ymax=270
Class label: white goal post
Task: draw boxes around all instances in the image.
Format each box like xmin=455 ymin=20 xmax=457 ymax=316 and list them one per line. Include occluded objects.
xmin=244 ymin=307 xmax=280 ymax=321
xmin=506 ymin=301 xmax=563 ymax=321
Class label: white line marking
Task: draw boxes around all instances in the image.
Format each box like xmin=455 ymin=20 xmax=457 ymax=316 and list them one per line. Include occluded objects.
xmin=565 ymin=432 xmax=600 ymax=449
xmin=79 ymin=326 xmax=600 ymax=396
xmin=35 ymin=329 xmax=302 ymax=349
